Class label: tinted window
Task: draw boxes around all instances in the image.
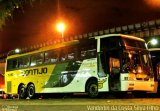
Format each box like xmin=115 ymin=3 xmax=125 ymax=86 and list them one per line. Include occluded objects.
xmin=67 ymin=47 xmax=76 ymax=60
xmin=60 ymin=48 xmax=68 ymax=61
xmin=19 ymin=56 xmax=30 ymax=68
xmin=7 ymin=58 xmax=18 ymax=70
xmin=100 ymin=36 xmax=122 ymax=51
xmin=45 ymin=50 xmax=59 ymax=63
xmin=123 ymin=38 xmax=146 ymax=49
xmin=60 ymin=47 xmax=77 ymax=61
xmin=79 ymin=39 xmax=96 ymax=59
xmin=30 ymin=53 xmax=44 ymax=66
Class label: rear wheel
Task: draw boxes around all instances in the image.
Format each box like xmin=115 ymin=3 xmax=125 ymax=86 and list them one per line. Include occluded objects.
xmin=27 ymin=84 xmax=35 ymax=99
xmin=86 ymin=81 xmax=98 ymax=98
xmin=18 ymin=84 xmax=27 ymax=99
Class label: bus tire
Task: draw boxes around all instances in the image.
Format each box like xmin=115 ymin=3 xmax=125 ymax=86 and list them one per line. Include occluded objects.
xmin=86 ymin=81 xmax=98 ymax=98
xmin=27 ymin=84 xmax=35 ymax=99
xmin=18 ymin=84 xmax=27 ymax=99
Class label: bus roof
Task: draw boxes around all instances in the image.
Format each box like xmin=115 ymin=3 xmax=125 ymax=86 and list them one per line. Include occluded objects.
xmin=7 ymin=40 xmax=79 ymax=59
xmin=94 ymin=34 xmax=145 ymax=42
xmin=148 ymin=48 xmax=160 ymax=51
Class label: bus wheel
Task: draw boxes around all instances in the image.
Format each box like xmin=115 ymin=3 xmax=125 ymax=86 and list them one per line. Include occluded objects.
xmin=27 ymin=84 xmax=35 ymax=99
xmin=18 ymin=84 xmax=27 ymax=99
xmin=86 ymin=81 xmax=98 ymax=98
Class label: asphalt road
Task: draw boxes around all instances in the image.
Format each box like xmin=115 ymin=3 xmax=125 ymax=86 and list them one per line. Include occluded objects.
xmin=0 ymin=96 xmax=160 ymax=111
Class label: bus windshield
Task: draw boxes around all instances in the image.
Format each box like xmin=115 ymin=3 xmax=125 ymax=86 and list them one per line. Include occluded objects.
xmin=122 ymin=50 xmax=153 ymax=75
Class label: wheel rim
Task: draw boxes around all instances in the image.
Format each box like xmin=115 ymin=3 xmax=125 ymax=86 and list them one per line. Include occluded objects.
xmin=28 ymin=87 xmax=34 ymax=97
xmin=19 ymin=86 xmax=26 ymax=98
xmin=29 ymin=88 xmax=33 ymax=96
xmin=89 ymin=84 xmax=98 ymax=96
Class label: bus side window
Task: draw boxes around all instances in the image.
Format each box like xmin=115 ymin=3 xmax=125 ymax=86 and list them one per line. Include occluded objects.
xmin=87 ymin=49 xmax=96 ymax=58
xmin=88 ymin=44 xmax=97 ymax=58
xmin=81 ymin=50 xmax=86 ymax=59
xmin=67 ymin=47 xmax=76 ymax=60
xmin=80 ymin=47 xmax=87 ymax=60
xmin=18 ymin=58 xmax=23 ymax=68
xmin=7 ymin=59 xmax=18 ymax=70
xmin=19 ymin=56 xmax=30 ymax=68
xmin=30 ymin=53 xmax=44 ymax=66
xmin=51 ymin=52 xmax=59 ymax=63
xmin=45 ymin=50 xmax=59 ymax=63
xmin=80 ymin=44 xmax=96 ymax=60
xmin=67 ymin=52 xmax=75 ymax=60
xmin=60 ymin=49 xmax=68 ymax=61
xmin=44 ymin=52 xmax=50 ymax=63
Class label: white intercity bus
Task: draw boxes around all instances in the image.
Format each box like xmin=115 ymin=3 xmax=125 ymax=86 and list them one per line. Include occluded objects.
xmin=5 ymin=34 xmax=155 ymax=99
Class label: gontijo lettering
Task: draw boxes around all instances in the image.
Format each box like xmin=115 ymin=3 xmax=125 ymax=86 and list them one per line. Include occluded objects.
xmin=24 ymin=67 xmax=47 ymax=76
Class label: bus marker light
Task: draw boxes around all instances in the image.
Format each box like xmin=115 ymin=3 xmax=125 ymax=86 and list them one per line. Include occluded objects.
xmin=128 ymin=87 xmax=134 ymax=90
xmin=129 ymin=83 xmax=134 ymax=86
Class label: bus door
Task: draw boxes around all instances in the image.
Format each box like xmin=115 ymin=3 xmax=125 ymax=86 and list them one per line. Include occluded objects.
xmin=108 ymin=50 xmax=121 ymax=91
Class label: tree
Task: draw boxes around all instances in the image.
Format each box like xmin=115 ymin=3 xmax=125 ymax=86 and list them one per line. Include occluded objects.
xmin=0 ymin=0 xmax=36 ymax=29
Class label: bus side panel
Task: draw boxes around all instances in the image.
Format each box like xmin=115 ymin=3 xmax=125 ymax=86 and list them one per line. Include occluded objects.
xmin=40 ymin=58 xmax=98 ymax=93
xmin=5 ymin=58 xmax=108 ymax=94
xmin=5 ymin=65 xmax=56 ymax=94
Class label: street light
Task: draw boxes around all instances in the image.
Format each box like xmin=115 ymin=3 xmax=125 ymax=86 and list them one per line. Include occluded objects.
xmin=56 ymin=22 xmax=65 ymax=39
xmin=146 ymin=38 xmax=158 ymax=48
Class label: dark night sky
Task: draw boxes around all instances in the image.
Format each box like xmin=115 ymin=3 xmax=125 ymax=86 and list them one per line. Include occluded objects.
xmin=1 ymin=0 xmax=160 ymax=53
